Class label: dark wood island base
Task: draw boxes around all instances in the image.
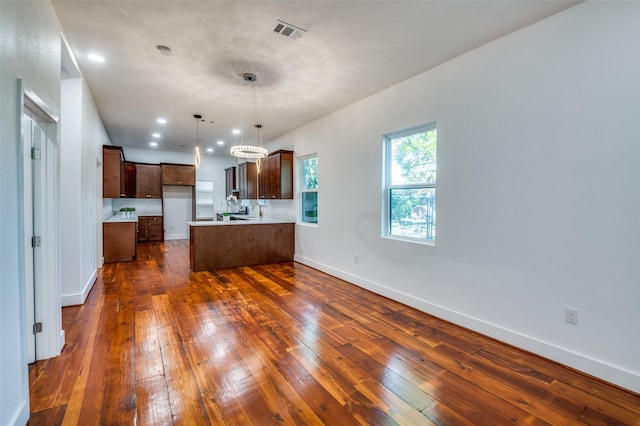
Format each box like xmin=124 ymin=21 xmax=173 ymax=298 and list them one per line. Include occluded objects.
xmin=189 ymin=222 xmax=294 ymax=271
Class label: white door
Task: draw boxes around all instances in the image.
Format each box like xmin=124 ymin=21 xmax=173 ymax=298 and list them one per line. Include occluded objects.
xmin=23 ymin=93 xmax=61 ymax=363
xmin=22 ymin=114 xmax=37 ymax=363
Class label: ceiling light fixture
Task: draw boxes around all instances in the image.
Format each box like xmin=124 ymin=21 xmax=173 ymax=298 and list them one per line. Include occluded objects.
xmin=217 ymin=140 xmax=224 ymax=145
xmin=206 ymin=148 xmax=214 ymax=153
xmin=230 ymin=73 xmax=268 ymax=159
xmin=149 ymin=142 xmax=158 ymax=147
xmin=157 ymin=118 xmax=167 ymax=124
xmin=152 ymin=133 xmax=161 ymax=138
xmin=193 ymin=114 xmax=202 ymax=168
xmin=88 ymin=53 xmax=105 ymax=62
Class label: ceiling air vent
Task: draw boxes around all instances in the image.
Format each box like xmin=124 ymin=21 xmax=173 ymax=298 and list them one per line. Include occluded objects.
xmin=272 ymin=20 xmax=306 ymax=39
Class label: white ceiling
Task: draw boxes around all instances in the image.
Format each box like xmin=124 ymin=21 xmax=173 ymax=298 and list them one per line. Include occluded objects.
xmin=53 ymin=0 xmax=579 ymax=156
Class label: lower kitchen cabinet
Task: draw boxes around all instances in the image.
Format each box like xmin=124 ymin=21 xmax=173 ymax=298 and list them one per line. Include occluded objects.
xmin=103 ymin=222 xmax=136 ymax=263
xmin=138 ymin=216 xmax=164 ymax=242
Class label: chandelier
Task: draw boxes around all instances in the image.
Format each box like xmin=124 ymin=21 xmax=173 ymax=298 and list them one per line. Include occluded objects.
xmin=230 ymin=73 xmax=268 ymax=159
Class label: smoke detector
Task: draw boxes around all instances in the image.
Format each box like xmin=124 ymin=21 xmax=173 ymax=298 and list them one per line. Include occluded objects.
xmin=156 ymin=45 xmax=172 ymax=56
xmin=272 ymin=20 xmax=306 ymax=39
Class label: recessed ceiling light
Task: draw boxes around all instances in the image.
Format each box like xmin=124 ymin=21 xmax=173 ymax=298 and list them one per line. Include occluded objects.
xmin=152 ymin=133 xmax=161 ymax=138
xmin=149 ymin=142 xmax=158 ymax=147
xmin=206 ymin=148 xmax=214 ymax=153
xmin=157 ymin=118 xmax=167 ymax=124
xmin=217 ymin=140 xmax=224 ymax=145
xmin=88 ymin=53 xmax=105 ymax=62
xmin=232 ymin=129 xmax=241 ymax=135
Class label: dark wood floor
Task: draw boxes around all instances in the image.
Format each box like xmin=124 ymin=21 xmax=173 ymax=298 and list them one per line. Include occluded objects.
xmin=29 ymin=241 xmax=639 ymax=425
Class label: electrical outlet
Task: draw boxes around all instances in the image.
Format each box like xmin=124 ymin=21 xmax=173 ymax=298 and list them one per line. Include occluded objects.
xmin=565 ymin=307 xmax=578 ymax=325
xmin=353 ymin=253 xmax=359 ymax=264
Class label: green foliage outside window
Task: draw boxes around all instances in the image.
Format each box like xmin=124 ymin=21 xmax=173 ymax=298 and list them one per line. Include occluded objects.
xmin=387 ymin=126 xmax=436 ymax=240
xmin=302 ymin=156 xmax=318 ymax=190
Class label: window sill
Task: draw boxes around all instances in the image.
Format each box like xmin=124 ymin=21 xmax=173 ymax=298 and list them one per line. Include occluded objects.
xmin=383 ymin=234 xmax=435 ymax=246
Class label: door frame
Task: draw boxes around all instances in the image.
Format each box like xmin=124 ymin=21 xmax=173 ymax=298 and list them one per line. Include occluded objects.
xmin=17 ymin=78 xmax=64 ymax=363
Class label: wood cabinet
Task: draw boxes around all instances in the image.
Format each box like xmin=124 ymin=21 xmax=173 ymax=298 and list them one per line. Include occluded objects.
xmin=161 ymin=163 xmax=195 ymax=186
xmin=259 ymin=150 xmax=293 ymax=200
xmin=225 ymin=166 xmax=236 ymax=198
xmin=136 ymin=163 xmax=162 ymax=198
xmin=138 ymin=216 xmax=164 ymax=242
xmin=237 ymin=162 xmax=258 ymax=199
xmin=190 ymin=222 xmax=294 ymax=271
xmin=103 ymin=222 xmax=136 ymax=262
xmin=123 ymin=162 xmax=136 ymax=198
xmin=103 ymin=146 xmax=124 ymax=198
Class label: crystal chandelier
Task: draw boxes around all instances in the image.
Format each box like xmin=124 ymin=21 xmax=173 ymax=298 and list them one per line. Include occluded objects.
xmin=230 ymin=73 xmax=268 ymax=159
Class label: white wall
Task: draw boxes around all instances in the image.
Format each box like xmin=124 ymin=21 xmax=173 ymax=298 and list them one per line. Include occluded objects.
xmin=60 ymin=78 xmax=107 ymax=306
xmin=0 ymin=2 xmax=63 ymax=424
xmin=274 ymin=1 xmax=640 ymax=392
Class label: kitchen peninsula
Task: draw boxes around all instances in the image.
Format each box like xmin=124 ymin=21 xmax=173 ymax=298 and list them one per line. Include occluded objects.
xmin=188 ymin=216 xmax=295 ymax=271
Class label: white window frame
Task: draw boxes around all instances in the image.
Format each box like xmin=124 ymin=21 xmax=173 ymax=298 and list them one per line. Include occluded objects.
xmin=298 ymin=153 xmax=318 ymax=225
xmin=383 ymin=122 xmax=437 ymax=245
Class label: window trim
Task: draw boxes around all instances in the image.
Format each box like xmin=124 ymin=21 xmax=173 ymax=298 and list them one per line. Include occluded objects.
xmin=298 ymin=153 xmax=318 ymax=226
xmin=382 ymin=122 xmax=437 ymax=245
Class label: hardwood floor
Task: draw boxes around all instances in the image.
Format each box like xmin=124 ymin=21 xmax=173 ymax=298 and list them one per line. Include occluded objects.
xmin=29 ymin=241 xmax=639 ymax=425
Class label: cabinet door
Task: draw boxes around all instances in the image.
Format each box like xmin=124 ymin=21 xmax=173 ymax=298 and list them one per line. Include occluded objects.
xmin=259 ymin=157 xmax=273 ymax=199
xmin=137 ymin=217 xmax=148 ymax=242
xmin=237 ymin=162 xmax=258 ymax=199
xmin=278 ymin=151 xmax=294 ymax=199
xmin=124 ymin=162 xmax=136 ymax=198
xmin=245 ymin=162 xmax=258 ymax=200
xmin=225 ymin=167 xmax=236 ymax=198
xmin=162 ymin=164 xmax=195 ymax=186
xmin=103 ymin=222 xmax=136 ymax=262
xmin=136 ymin=164 xmax=162 ymax=198
xmin=269 ymin=154 xmax=281 ymax=199
xmin=147 ymin=216 xmax=164 ymax=241
xmin=103 ymin=146 xmax=123 ymax=198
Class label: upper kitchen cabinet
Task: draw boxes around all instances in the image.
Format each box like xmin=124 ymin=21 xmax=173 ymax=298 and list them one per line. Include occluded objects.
xmin=102 ymin=145 xmax=124 ymax=198
xmin=260 ymin=150 xmax=293 ymax=200
xmin=124 ymin=161 xmax=137 ymax=198
xmin=161 ymin=163 xmax=195 ymax=186
xmin=225 ymin=166 xmax=236 ymax=198
xmin=136 ymin=163 xmax=162 ymax=198
xmin=237 ymin=162 xmax=258 ymax=199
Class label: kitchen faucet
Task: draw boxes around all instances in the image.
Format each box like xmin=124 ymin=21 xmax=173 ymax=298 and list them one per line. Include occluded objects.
xmin=252 ymin=202 xmax=263 ymax=217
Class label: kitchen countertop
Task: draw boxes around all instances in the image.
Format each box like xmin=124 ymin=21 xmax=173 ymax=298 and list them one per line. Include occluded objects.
xmin=188 ymin=215 xmax=295 ymax=226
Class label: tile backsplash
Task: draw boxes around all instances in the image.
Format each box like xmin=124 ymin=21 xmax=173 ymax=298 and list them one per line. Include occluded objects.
xmin=112 ymin=198 xmax=163 ymax=215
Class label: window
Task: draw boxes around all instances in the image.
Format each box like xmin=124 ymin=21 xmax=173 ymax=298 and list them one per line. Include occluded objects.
xmin=300 ymin=154 xmax=318 ymax=224
xmin=384 ymin=123 xmax=437 ymax=242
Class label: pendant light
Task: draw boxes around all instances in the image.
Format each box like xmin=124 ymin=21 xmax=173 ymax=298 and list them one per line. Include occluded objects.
xmin=230 ymin=73 xmax=268 ymax=159
xmin=194 ymin=114 xmax=201 ymax=168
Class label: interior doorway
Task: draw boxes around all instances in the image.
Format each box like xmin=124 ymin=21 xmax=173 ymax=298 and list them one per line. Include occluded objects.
xmin=20 ymin=83 xmax=62 ymax=363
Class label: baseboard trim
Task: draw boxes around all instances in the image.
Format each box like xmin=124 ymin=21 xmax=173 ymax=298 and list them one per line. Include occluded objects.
xmin=61 ymin=270 xmax=97 ymax=307
xmin=9 ymin=399 xmax=29 ymax=426
xmin=294 ymin=254 xmax=640 ymax=394
xmin=164 ymin=234 xmax=189 ymax=241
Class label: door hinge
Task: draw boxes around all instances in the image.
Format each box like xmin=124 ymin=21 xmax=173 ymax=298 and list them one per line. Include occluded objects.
xmin=32 ymin=236 xmax=41 ymax=247
xmin=31 ymin=147 xmax=41 ymax=160
xmin=33 ymin=322 xmax=43 ymax=334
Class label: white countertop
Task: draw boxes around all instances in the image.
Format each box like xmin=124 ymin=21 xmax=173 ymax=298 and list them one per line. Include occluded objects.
xmin=188 ymin=215 xmax=295 ymax=226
